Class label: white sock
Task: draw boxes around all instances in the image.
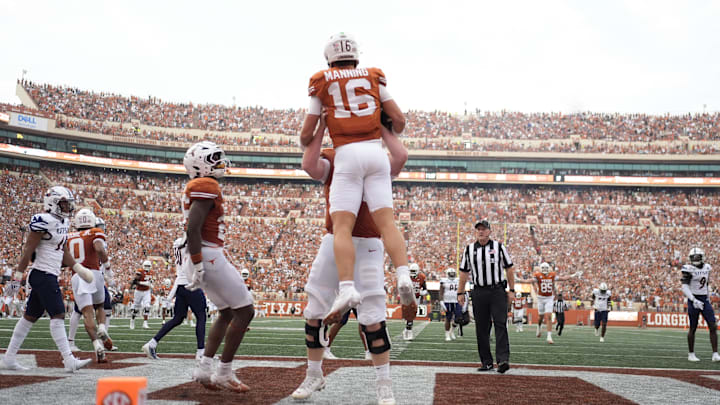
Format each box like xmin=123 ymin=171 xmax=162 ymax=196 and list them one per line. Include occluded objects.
xmin=104 ymin=313 xmax=111 ymax=329
xmin=547 ymin=331 xmax=552 ymax=338
xmin=148 ymin=338 xmax=158 ymax=348
xmin=338 ymin=281 xmax=355 ymax=293
xmin=689 ymin=352 xmax=695 ymax=355
xmin=50 ymin=318 xmax=73 ymax=360
xmin=375 ymin=362 xmax=390 ymax=381
xmin=308 ymin=359 xmax=323 ymax=373
xmin=5 ymin=317 xmax=33 ymax=360
xmin=201 ymin=356 xmax=214 ymax=367
xmin=68 ymin=311 xmax=81 ymax=341
xmin=196 ymin=348 xmax=204 ymax=358
xmin=217 ymin=361 xmax=233 ymax=376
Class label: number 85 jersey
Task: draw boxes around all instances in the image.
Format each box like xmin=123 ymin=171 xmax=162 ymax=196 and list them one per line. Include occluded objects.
xmin=182 ymin=177 xmax=226 ymax=248
xmin=308 ymin=67 xmax=387 ymax=148
xmin=681 ymin=263 xmax=711 ymax=295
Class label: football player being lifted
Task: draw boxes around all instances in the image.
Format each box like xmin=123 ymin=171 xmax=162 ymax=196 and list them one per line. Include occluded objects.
xmin=183 ymin=141 xmax=255 ymax=392
xmin=292 ymin=106 xmax=409 ymax=405
xmin=404 ymin=263 xmax=427 ymax=341
xmin=516 ymin=262 xmax=579 ymax=344
xmin=66 ymin=208 xmax=113 ymax=363
xmin=681 ymin=248 xmax=719 ymax=362
xmin=1 ymin=186 xmax=93 ymax=372
xmin=591 ymin=282 xmax=612 ymax=342
xmin=130 ymin=260 xmax=153 ymax=329
xmin=299 ymin=33 xmax=414 ymax=328
xmin=439 ymin=268 xmax=462 ymax=341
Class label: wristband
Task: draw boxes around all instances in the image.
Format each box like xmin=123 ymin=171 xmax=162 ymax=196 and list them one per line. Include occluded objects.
xmin=457 ymin=292 xmax=465 ymax=296
xmin=190 ymin=253 xmax=203 ymax=264
xmin=509 ymin=289 xmax=515 ymax=293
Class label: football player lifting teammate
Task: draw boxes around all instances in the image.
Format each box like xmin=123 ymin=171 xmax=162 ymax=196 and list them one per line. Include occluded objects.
xmin=299 ymin=33 xmax=415 ymax=327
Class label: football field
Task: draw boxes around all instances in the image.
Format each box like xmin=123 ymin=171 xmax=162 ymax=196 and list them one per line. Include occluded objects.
xmin=1 ymin=317 xmax=719 ymax=370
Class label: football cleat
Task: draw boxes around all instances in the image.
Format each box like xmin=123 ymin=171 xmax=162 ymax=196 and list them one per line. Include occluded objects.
xmin=211 ymin=372 xmax=250 ymax=393
xmin=93 ymin=340 xmax=107 ymax=364
xmin=129 ymin=319 xmax=135 ymax=330
xmin=445 ymin=332 xmax=451 ymax=342
xmin=688 ymin=353 xmax=700 ymax=362
xmin=365 ymin=350 xmax=372 ymax=360
xmin=63 ymin=356 xmax=92 ymax=373
xmin=594 ymin=328 xmax=599 ymax=336
xmin=536 ymin=325 xmax=541 ymax=338
xmin=323 ymin=347 xmax=338 ymax=360
xmin=599 ymin=337 xmax=605 ymax=343
xmin=323 ymin=287 xmax=361 ymax=325
xmin=403 ymin=329 xmax=414 ymax=341
xmin=291 ymin=371 xmax=325 ymax=400
xmin=193 ymin=362 xmax=220 ymax=390
xmin=1 ymin=358 xmax=29 ymax=371
xmin=450 ymin=331 xmax=457 ymax=341
xmin=376 ymin=378 xmax=396 ymax=405
xmin=97 ymin=325 xmax=113 ymax=351
xmin=712 ymin=352 xmax=720 ymax=362
xmin=547 ymin=336 xmax=554 ymax=344
xmin=110 ymin=345 xmax=119 ymax=351
xmin=142 ymin=321 xmax=149 ymax=329
xmin=143 ymin=343 xmax=159 ymax=360
xmin=69 ymin=341 xmax=81 ymax=352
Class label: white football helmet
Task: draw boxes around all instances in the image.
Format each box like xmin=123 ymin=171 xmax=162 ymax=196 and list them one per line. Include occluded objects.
xmin=163 ymin=278 xmax=172 ymax=288
xmin=324 ymin=32 xmax=359 ymax=66
xmin=43 ymin=186 xmax=75 ymax=218
xmin=142 ymin=260 xmax=152 ymax=271
xmin=540 ymin=262 xmax=551 ymax=275
xmin=689 ymin=247 xmax=705 ymax=266
xmin=241 ymin=269 xmax=250 ymax=280
xmin=73 ymin=208 xmax=96 ymax=230
xmin=515 ymin=291 xmax=522 ymax=299
xmin=183 ymin=141 xmax=230 ymax=179
xmin=446 ymin=268 xmax=456 ymax=279
xmin=95 ymin=217 xmax=106 ymax=231
xmin=599 ymin=282 xmax=608 ymax=294
xmin=409 ymin=263 xmax=420 ymax=277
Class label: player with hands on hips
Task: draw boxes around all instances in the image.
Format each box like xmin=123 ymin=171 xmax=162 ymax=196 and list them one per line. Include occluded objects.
xmin=1 ymin=186 xmax=93 ymax=372
xmin=591 ymin=282 xmax=612 ymax=342
xmin=299 ymin=33 xmax=412 ymax=328
xmin=681 ymin=248 xmax=719 ymax=362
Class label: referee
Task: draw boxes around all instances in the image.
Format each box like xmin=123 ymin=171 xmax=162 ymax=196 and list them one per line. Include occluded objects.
xmin=458 ymin=219 xmax=515 ymax=374
xmin=554 ymin=293 xmax=568 ymax=336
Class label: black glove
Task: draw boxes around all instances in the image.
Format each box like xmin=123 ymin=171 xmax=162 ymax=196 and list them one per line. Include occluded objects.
xmin=380 ymin=110 xmax=393 ymax=131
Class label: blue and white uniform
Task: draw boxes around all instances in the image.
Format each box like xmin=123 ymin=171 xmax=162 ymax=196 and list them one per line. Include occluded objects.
xmin=440 ymin=277 xmax=462 ymax=321
xmin=682 ymin=263 xmax=715 ymax=329
xmin=26 ymin=213 xmax=69 ymax=318
xmin=592 ymin=288 xmax=611 ymax=328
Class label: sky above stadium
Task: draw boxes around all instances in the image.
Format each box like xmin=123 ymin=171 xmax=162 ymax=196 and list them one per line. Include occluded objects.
xmin=1 ymin=0 xmax=719 ymax=114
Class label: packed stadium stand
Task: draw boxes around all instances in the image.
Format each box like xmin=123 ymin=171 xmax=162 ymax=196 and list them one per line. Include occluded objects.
xmin=1 ymin=80 xmax=719 ymax=316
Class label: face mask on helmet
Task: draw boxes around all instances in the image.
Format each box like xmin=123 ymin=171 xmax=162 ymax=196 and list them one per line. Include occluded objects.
xmin=409 ymin=263 xmax=419 ymax=277
xmin=184 ymin=142 xmax=230 ymax=179
xmin=689 ymin=248 xmax=704 ymax=266
xmin=446 ymin=268 xmax=456 ymax=279
xmin=44 ymin=186 xmax=75 ymax=218
xmin=540 ymin=263 xmax=551 ymax=275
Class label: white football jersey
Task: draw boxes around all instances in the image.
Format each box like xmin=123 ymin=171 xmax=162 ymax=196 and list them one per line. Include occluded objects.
xmin=28 ymin=213 xmax=69 ymax=276
xmin=681 ymin=263 xmax=711 ymax=295
xmin=592 ymin=289 xmax=611 ymax=311
xmin=440 ymin=278 xmax=459 ymax=303
xmin=173 ymin=240 xmax=189 ymax=285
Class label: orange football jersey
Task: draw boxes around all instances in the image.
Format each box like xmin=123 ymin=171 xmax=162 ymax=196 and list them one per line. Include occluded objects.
xmin=135 ymin=269 xmax=151 ymax=291
xmin=534 ymin=271 xmax=557 ymax=297
xmin=411 ymin=273 xmax=427 ymax=297
xmin=244 ymin=277 xmax=254 ymax=291
xmin=183 ymin=177 xmax=226 ymax=247
xmin=320 ymin=149 xmax=381 ymax=238
xmin=67 ymin=227 xmax=106 ymax=270
xmin=308 ymin=67 xmax=386 ymax=148
xmin=513 ymin=297 xmax=524 ymax=310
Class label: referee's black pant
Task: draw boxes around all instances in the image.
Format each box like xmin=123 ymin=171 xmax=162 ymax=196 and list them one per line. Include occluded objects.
xmin=471 ymin=285 xmax=509 ymax=366
xmin=555 ymin=312 xmax=565 ymax=336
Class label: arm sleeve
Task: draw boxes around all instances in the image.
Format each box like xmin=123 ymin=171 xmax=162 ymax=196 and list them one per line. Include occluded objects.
xmin=307 ymin=96 xmax=322 ymax=115
xmin=379 ymin=85 xmax=393 ymax=102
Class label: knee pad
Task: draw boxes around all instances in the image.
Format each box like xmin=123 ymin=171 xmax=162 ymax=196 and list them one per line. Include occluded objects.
xmin=304 ymin=322 xmax=327 ymax=349
xmin=362 ymin=321 xmax=391 ymax=354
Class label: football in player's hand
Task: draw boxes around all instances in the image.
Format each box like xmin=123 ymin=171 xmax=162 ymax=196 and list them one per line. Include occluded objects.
xmin=380 ymin=109 xmax=393 ymax=131
xmin=401 ymin=301 xmax=417 ymax=322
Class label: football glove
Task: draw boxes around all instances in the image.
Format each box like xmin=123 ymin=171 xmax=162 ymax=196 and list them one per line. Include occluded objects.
xmin=692 ymin=299 xmax=704 ymax=310
xmin=186 ymin=262 xmax=205 ymax=291
xmin=396 ymin=267 xmax=416 ymax=306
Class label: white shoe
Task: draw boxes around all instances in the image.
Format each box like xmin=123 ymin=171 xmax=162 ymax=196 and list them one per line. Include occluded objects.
xmin=450 ymin=331 xmax=457 ymax=340
xmin=190 ymin=321 xmax=196 ymax=327
xmin=396 ymin=273 xmax=415 ymax=306
xmin=1 ymin=358 xmax=29 ymax=371
xmin=712 ymin=353 xmax=720 ymax=362
xmin=142 ymin=321 xmax=149 ymax=329
xmin=445 ymin=332 xmax=451 ymax=342
xmin=688 ymin=353 xmax=700 ymax=362
xmin=323 ymin=348 xmax=338 ymax=360
xmin=599 ymin=337 xmax=605 ymax=343
xmin=129 ymin=319 xmax=135 ymax=329
xmin=324 ymin=287 xmax=361 ymax=324
xmin=376 ymin=378 xmax=396 ymax=405
xmin=291 ymin=370 xmax=325 ymax=400
xmin=68 ymin=342 xmax=81 ymax=352
xmin=211 ymin=372 xmax=250 ymax=393
xmin=110 ymin=345 xmax=119 ymax=351
xmin=547 ymin=336 xmax=554 ymax=344
xmin=63 ymin=356 xmax=92 ymax=373
xmin=594 ymin=329 xmax=599 ymax=336
xmin=404 ymin=330 xmax=413 ymax=341
xmin=365 ymin=351 xmax=372 ymax=360
xmin=142 ymin=342 xmax=159 ymax=360
xmin=192 ymin=362 xmax=218 ymax=390
xmin=536 ymin=325 xmax=541 ymax=338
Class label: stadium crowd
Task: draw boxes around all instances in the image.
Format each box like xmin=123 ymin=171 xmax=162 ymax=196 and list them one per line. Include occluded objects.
xmin=5 ymin=81 xmax=719 ymax=156
xmin=2 ymin=164 xmax=719 ymax=315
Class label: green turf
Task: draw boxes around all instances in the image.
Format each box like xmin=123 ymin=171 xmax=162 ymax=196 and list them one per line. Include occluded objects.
xmin=1 ymin=318 xmax=719 ymax=370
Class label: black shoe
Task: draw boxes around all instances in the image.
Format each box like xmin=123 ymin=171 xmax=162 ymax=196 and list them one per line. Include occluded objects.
xmin=497 ymin=362 xmax=510 ymax=374
xmin=477 ymin=363 xmax=494 ymax=372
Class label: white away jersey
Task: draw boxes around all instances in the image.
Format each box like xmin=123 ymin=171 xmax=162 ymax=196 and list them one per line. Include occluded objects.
xmin=592 ymin=289 xmax=611 ymax=311
xmin=681 ymin=263 xmax=711 ymax=295
xmin=173 ymin=238 xmax=189 ymax=285
xmin=440 ymin=277 xmax=459 ymax=303
xmin=28 ymin=213 xmax=69 ymax=276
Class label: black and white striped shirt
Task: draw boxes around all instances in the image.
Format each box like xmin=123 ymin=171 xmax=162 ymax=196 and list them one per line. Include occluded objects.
xmin=554 ymin=300 xmax=567 ymax=313
xmin=459 ymin=239 xmax=513 ymax=287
